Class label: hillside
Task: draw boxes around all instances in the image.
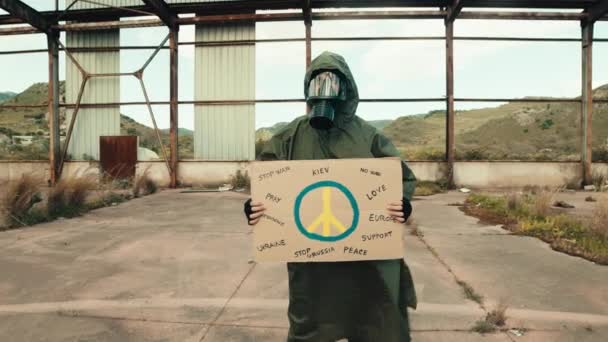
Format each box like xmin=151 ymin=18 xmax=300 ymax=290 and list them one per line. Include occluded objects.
xmin=0 ymin=82 xmax=194 ymax=159
xmin=0 ymin=91 xmax=16 ymax=103
xmin=256 ymin=122 xmax=289 ymax=141
xmin=3 ymin=82 xmax=608 ymax=162
xmin=384 ymin=86 xmax=608 ymax=161
xmin=254 ymin=119 xmax=393 ymax=141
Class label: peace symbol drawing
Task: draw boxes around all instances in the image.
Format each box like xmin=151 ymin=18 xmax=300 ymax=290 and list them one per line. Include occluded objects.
xmin=293 ymin=180 xmax=360 ymax=242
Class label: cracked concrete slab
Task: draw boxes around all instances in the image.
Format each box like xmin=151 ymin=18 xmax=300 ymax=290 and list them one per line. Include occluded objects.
xmin=0 ymin=190 xmax=606 ymax=341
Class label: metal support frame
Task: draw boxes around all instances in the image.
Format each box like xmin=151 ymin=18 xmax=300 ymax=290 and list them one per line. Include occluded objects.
xmin=3 ymin=9 xmax=608 ymax=36
xmin=141 ymin=0 xmax=179 ymax=187
xmin=142 ymin=0 xmax=178 ymax=30
xmin=0 ymin=0 xmax=50 ymax=33
xmin=446 ymin=0 xmax=463 ymax=22
xmin=169 ymin=29 xmax=179 ymax=188
xmin=444 ymin=2 xmax=458 ymax=188
xmin=581 ymin=22 xmax=594 ymax=185
xmin=2 ymin=0 xmax=608 ymax=188
xmin=584 ymin=0 xmax=608 ymax=25
xmin=56 ymin=29 xmax=172 ymax=181
xmin=303 ymin=0 xmax=312 ymax=67
xmin=47 ymin=29 xmax=60 ymax=185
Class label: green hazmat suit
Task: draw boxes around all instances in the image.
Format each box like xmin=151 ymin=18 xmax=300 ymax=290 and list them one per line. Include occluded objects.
xmin=259 ymin=51 xmax=417 ymax=342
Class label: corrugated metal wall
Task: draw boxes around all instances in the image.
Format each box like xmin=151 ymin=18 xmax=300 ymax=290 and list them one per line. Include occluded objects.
xmin=194 ymin=23 xmax=256 ymax=161
xmin=66 ymin=29 xmax=120 ymax=160
xmin=70 ymin=0 xmax=240 ymax=10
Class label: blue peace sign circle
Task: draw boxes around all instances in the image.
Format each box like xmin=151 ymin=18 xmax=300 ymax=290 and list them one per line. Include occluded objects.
xmin=293 ymin=180 xmax=359 ymax=242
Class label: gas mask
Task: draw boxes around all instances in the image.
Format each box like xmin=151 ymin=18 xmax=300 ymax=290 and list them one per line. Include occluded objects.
xmin=306 ymin=71 xmax=346 ymax=130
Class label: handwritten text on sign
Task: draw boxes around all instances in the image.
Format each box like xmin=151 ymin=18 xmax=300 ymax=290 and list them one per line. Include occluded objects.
xmin=249 ymin=158 xmax=404 ymax=262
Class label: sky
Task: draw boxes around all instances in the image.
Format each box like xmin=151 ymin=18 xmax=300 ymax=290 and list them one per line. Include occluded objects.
xmin=1 ymin=1 xmax=608 ymax=130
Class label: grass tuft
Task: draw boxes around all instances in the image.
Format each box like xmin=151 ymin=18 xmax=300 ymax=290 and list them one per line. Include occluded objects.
xmin=133 ymin=172 xmax=158 ymax=198
xmin=414 ymin=181 xmax=445 ymax=196
xmin=531 ymin=188 xmax=558 ymax=218
xmin=1 ymin=174 xmax=43 ymax=227
xmin=591 ymin=197 xmax=608 ymax=239
xmin=230 ymin=169 xmax=250 ymax=190
xmin=87 ymin=192 xmax=129 ymax=210
xmin=591 ymin=172 xmax=607 ymax=192
xmin=47 ymin=176 xmax=95 ymax=219
xmin=471 ymin=300 xmax=509 ymax=334
xmin=456 ymin=279 xmax=484 ymax=305
xmin=471 ymin=320 xmax=497 ymax=334
xmin=486 ymin=300 xmax=509 ymax=327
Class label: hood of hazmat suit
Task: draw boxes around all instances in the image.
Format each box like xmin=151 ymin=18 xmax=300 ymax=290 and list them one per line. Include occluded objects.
xmin=259 ymin=51 xmax=417 ymax=342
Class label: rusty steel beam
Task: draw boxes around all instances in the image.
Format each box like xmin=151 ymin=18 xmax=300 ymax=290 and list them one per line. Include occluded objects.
xmin=0 ymin=0 xmax=602 ymax=26
xmin=2 ymin=10 xmax=602 ymax=35
xmin=142 ymin=0 xmax=178 ymax=30
xmin=3 ymin=97 xmax=589 ymax=111
xmin=47 ymin=30 xmax=60 ymax=185
xmin=584 ymin=0 xmax=608 ymax=24
xmin=581 ymin=23 xmax=594 ymax=185
xmin=2 ymin=96 xmax=592 ymax=112
xmin=455 ymin=97 xmax=581 ymax=102
xmin=445 ymin=19 xmax=455 ymax=189
xmin=137 ymin=77 xmax=171 ymax=175
xmin=79 ymin=0 xmax=155 ymax=17
xmin=459 ymin=10 xmax=584 ymax=20
xmin=169 ymin=28 xmax=179 ymax=188
xmin=446 ymin=0 xmax=464 ymax=22
xmin=0 ymin=0 xmax=51 ymax=33
xmin=58 ymin=76 xmax=90 ymax=178
xmin=303 ymin=0 xmax=312 ymax=67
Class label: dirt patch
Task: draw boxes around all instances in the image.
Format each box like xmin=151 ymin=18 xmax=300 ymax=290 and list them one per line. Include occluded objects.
xmin=460 ymin=194 xmax=608 ymax=265
xmin=459 ymin=204 xmax=516 ymax=228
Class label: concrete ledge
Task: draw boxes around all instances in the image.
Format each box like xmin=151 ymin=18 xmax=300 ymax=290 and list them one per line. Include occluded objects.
xmin=0 ymin=160 xmax=606 ymax=189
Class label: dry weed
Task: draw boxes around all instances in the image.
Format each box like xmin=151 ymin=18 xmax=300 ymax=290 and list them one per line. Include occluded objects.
xmin=47 ymin=176 xmax=95 ymax=218
xmin=531 ymin=188 xmax=559 ymax=218
xmin=591 ymin=196 xmax=608 ymax=239
xmin=486 ymin=300 xmax=509 ymax=327
xmin=1 ymin=174 xmax=42 ymax=227
xmin=133 ymin=172 xmax=158 ymax=197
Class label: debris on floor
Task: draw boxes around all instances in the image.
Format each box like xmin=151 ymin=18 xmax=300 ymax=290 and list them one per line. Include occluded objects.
xmin=218 ymin=184 xmax=233 ymax=192
xmin=585 ymin=196 xmax=597 ymax=202
xmin=459 ymin=188 xmax=471 ymax=193
xmin=584 ymin=185 xmax=596 ymax=192
xmin=553 ymin=200 xmax=575 ymax=209
xmin=508 ymin=328 xmax=525 ymax=337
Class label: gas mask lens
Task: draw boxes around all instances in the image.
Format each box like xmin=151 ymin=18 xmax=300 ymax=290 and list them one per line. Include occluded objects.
xmin=307 ymin=71 xmax=343 ymax=130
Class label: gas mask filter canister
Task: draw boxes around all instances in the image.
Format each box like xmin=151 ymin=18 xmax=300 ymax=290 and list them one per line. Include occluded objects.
xmin=306 ymin=71 xmax=345 ymax=130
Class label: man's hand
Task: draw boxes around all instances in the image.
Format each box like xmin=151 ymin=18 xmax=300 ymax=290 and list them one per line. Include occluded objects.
xmin=244 ymin=199 xmax=266 ymax=226
xmin=386 ymin=199 xmax=412 ymax=224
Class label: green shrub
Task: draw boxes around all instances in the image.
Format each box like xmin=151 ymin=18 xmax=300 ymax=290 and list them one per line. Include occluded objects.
xmin=592 ymin=148 xmax=608 ymax=162
xmin=540 ymin=119 xmax=554 ymax=130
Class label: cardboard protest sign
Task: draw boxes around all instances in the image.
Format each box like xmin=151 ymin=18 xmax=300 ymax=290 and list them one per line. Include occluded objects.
xmin=249 ymin=158 xmax=404 ymax=262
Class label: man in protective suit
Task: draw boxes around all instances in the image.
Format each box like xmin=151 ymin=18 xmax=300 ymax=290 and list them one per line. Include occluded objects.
xmin=245 ymin=51 xmax=417 ymax=342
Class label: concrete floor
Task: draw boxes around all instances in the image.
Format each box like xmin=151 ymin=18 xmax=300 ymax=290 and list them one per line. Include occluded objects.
xmin=0 ymin=190 xmax=607 ymax=342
